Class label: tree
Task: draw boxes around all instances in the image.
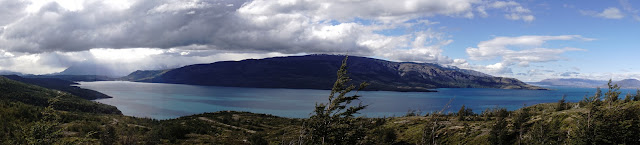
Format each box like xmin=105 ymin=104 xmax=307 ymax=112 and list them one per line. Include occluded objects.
xmin=17 ymin=96 xmax=64 ymax=145
xmin=482 ymin=108 xmax=491 ymax=121
xmin=624 ymin=93 xmax=633 ymax=103
xmin=422 ymin=114 xmax=445 ymax=145
xmin=513 ymin=106 xmax=530 ymax=145
xmin=593 ymin=87 xmax=602 ymax=102
xmin=369 ymin=127 xmax=397 ymax=144
xmin=307 ymin=56 xmax=369 ymax=145
xmin=457 ymin=105 xmax=473 ymax=121
xmin=633 ymin=90 xmax=640 ymax=101
xmin=556 ymin=94 xmax=567 ymax=111
xmin=488 ymin=115 xmax=510 ymax=145
xmin=100 ymin=125 xmax=117 ymax=145
xmin=573 ymin=87 xmax=640 ymax=144
xmin=573 ymin=103 xmax=598 ymax=144
xmin=528 ymin=116 xmax=564 ymax=145
xmin=604 ymin=79 xmax=621 ymax=107
xmin=457 ymin=105 xmax=466 ymax=121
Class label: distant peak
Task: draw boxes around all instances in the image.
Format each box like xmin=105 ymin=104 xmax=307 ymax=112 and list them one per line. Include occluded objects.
xmin=620 ymin=79 xmax=640 ymax=81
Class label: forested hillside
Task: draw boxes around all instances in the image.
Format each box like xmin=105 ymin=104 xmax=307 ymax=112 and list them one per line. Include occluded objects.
xmin=2 ymin=75 xmax=112 ymax=100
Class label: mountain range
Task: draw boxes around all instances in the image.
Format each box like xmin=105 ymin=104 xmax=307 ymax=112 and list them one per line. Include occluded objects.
xmin=122 ymin=54 xmax=545 ymax=92
xmin=50 ymin=61 xmax=176 ymax=77
xmin=51 ymin=61 xmax=126 ymax=77
xmin=24 ymin=75 xmax=115 ymax=82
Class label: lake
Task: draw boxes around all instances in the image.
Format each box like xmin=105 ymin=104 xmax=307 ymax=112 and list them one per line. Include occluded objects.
xmin=77 ymin=81 xmax=636 ymax=120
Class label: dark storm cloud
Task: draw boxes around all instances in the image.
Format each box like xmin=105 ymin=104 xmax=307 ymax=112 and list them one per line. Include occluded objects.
xmin=0 ymin=0 xmax=546 ymax=75
xmin=0 ymin=0 xmax=28 ymax=26
xmin=0 ymin=0 xmax=510 ymax=60
xmin=1 ymin=0 xmax=249 ymax=53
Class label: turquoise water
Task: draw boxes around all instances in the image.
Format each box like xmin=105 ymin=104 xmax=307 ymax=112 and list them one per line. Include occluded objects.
xmin=77 ymin=81 xmax=636 ymax=120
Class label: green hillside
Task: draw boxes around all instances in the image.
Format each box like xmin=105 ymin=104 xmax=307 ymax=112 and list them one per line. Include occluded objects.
xmin=0 ymin=76 xmax=120 ymax=114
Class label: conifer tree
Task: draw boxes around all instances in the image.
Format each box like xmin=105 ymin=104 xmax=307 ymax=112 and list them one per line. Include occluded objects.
xmin=457 ymin=105 xmax=466 ymax=121
xmin=307 ymin=56 xmax=369 ymax=145
xmin=513 ymin=106 xmax=530 ymax=145
xmin=604 ymin=79 xmax=621 ymax=107
xmin=18 ymin=96 xmax=64 ymax=145
xmin=624 ymin=93 xmax=633 ymax=103
xmin=556 ymin=94 xmax=567 ymax=111
xmin=488 ymin=115 xmax=510 ymax=145
xmin=594 ymin=87 xmax=602 ymax=101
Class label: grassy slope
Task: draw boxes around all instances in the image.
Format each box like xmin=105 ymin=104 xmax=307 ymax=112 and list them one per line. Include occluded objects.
xmin=0 ymin=76 xmax=300 ymax=144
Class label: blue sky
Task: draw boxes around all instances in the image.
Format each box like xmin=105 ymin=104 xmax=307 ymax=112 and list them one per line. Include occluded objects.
xmin=0 ymin=0 xmax=638 ymax=81
xmin=373 ymin=0 xmax=640 ymax=81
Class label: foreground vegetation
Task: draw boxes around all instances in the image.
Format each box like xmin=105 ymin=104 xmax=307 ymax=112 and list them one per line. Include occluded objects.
xmin=2 ymin=57 xmax=640 ymax=144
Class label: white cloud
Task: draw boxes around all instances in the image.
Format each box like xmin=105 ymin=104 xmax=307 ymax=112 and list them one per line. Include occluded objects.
xmin=447 ymin=59 xmax=513 ymax=75
xmin=464 ymin=35 xmax=591 ymax=75
xmin=89 ymin=48 xmax=164 ymax=62
xmin=467 ymin=35 xmax=590 ymax=60
xmin=485 ymin=62 xmax=512 ymax=74
xmin=0 ymin=0 xmax=539 ymax=74
xmin=0 ymin=52 xmax=79 ymax=74
xmin=619 ymin=0 xmax=640 ymax=21
xmin=581 ymin=7 xmax=625 ymax=19
xmin=0 ymin=48 xmax=289 ymax=75
xmin=505 ymin=13 xmax=535 ymax=22
xmin=485 ymin=1 xmax=535 ymax=22
xmin=598 ymin=7 xmax=625 ymax=19
xmin=0 ymin=0 xmax=537 ymax=54
xmin=559 ymin=71 xmax=580 ymax=77
xmin=239 ymin=0 xmax=478 ymax=23
xmin=148 ymin=0 xmax=212 ymax=14
xmin=374 ymin=30 xmax=454 ymax=64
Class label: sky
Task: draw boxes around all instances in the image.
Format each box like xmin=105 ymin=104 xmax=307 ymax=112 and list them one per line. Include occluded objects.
xmin=0 ymin=0 xmax=638 ymax=81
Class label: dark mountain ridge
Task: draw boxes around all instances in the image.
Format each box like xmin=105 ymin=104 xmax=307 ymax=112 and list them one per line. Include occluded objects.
xmin=123 ymin=55 xmax=545 ymax=91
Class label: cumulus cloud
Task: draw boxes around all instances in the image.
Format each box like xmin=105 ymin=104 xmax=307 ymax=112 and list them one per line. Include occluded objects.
xmin=476 ymin=1 xmax=535 ymax=22
xmin=467 ymin=35 xmax=590 ymax=62
xmin=581 ymin=7 xmax=625 ymax=19
xmin=0 ymin=0 xmax=535 ymax=54
xmin=560 ymin=72 xmax=580 ymax=77
xmin=463 ymin=35 xmax=591 ymax=75
xmin=239 ymin=0 xmax=479 ymax=23
xmin=0 ymin=0 xmax=29 ymax=26
xmin=0 ymin=48 xmax=288 ymax=75
xmin=0 ymin=51 xmax=82 ymax=74
xmin=375 ymin=30 xmax=454 ymax=64
xmin=0 ymin=0 xmax=539 ymax=74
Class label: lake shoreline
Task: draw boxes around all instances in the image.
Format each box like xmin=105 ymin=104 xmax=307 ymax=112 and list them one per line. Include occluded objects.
xmin=78 ymin=81 xmax=616 ymax=120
